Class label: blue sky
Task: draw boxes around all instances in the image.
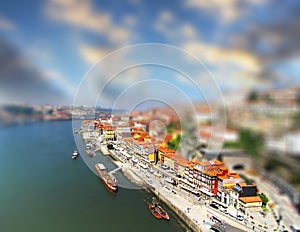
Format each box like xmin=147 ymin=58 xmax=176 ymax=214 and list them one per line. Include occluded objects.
xmin=0 ymin=0 xmax=299 ymax=106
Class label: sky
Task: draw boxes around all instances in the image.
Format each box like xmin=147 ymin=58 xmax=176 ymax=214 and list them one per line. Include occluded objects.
xmin=0 ymin=0 xmax=299 ymax=106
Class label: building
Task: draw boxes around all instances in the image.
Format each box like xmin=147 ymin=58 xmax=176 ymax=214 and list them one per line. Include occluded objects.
xmin=216 ymin=172 xmax=240 ymax=206
xmin=229 ymin=182 xmax=261 ymax=213
xmin=104 ymin=126 xmax=116 ymax=141
xmin=193 ymin=160 xmax=226 ymax=197
xmin=238 ymin=196 xmax=262 ymax=213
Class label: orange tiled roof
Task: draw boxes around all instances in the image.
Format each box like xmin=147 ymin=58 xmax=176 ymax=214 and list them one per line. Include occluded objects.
xmin=214 ymin=160 xmax=224 ymax=165
xmin=239 ymin=182 xmax=256 ymax=187
xmin=203 ymin=170 xmax=218 ymax=176
xmin=158 ymin=146 xmax=175 ymax=153
xmin=239 ymin=196 xmax=262 ymax=203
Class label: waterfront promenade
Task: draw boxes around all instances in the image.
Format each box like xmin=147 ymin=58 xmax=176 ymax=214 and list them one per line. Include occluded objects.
xmin=103 ymin=145 xmax=250 ymax=232
xmin=79 ymin=122 xmax=286 ymax=232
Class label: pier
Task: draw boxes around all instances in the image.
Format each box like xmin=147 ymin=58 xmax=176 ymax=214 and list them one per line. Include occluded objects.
xmin=109 ymin=166 xmax=122 ymax=175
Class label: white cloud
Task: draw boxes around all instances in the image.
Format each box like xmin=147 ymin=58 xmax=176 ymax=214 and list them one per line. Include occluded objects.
xmin=155 ymin=10 xmax=199 ymax=42
xmin=183 ymin=41 xmax=260 ymax=72
xmin=0 ymin=16 xmax=16 ymax=31
xmin=123 ymin=15 xmax=137 ymax=27
xmin=79 ymin=44 xmax=109 ymax=65
xmin=184 ymin=0 xmax=262 ymax=24
xmin=45 ymin=0 xmax=134 ymax=46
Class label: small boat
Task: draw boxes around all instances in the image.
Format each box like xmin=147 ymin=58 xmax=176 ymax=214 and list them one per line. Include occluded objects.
xmin=151 ymin=197 xmax=170 ymax=220
xmin=72 ymin=150 xmax=79 ymax=159
xmin=157 ymin=205 xmax=170 ymax=220
xmin=74 ymin=129 xmax=79 ymax=134
xmin=148 ymin=203 xmax=162 ymax=219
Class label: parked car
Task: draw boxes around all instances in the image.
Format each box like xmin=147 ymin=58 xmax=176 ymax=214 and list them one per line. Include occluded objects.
xmin=290 ymin=225 xmax=300 ymax=232
xmin=210 ymin=203 xmax=219 ymax=210
xmin=237 ymin=215 xmax=244 ymax=221
xmin=219 ymin=207 xmax=228 ymax=214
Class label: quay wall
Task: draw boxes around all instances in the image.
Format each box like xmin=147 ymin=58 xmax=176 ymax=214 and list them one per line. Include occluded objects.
xmin=104 ymin=147 xmax=202 ymax=231
xmin=150 ymin=188 xmax=202 ymax=232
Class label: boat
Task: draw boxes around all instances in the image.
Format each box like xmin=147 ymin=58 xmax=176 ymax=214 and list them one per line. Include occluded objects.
xmin=151 ymin=197 xmax=170 ymax=220
xmin=74 ymin=129 xmax=79 ymax=134
xmin=148 ymin=203 xmax=162 ymax=219
xmin=157 ymin=205 xmax=170 ymax=220
xmin=95 ymin=163 xmax=118 ymax=192
xmin=72 ymin=150 xmax=79 ymax=159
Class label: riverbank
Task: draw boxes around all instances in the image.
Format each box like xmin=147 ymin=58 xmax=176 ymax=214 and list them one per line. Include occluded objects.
xmin=79 ymin=123 xmax=250 ymax=232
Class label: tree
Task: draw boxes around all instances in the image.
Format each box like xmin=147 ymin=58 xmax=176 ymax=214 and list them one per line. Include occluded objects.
xmin=291 ymin=113 xmax=300 ymax=130
xmin=167 ymin=135 xmax=181 ymax=150
xmin=264 ymin=158 xmax=281 ymax=171
xmin=296 ymin=91 xmax=300 ymax=106
xmin=107 ymin=143 xmax=114 ymax=150
xmin=239 ymin=129 xmax=264 ymax=157
xmin=259 ymin=193 xmax=269 ymax=207
xmin=248 ymin=90 xmax=259 ymax=102
xmin=223 ymin=128 xmax=264 ymax=157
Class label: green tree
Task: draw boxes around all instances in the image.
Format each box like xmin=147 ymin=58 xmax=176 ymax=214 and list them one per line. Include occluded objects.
xmin=222 ymin=128 xmax=264 ymax=157
xmin=264 ymin=158 xmax=281 ymax=171
xmin=290 ymin=172 xmax=300 ymax=184
xmin=291 ymin=113 xmax=300 ymax=130
xmin=107 ymin=143 xmax=114 ymax=150
xmin=239 ymin=129 xmax=264 ymax=157
xmin=248 ymin=90 xmax=259 ymax=102
xmin=167 ymin=135 xmax=181 ymax=150
xmin=258 ymin=193 xmax=269 ymax=207
xmin=296 ymin=91 xmax=300 ymax=106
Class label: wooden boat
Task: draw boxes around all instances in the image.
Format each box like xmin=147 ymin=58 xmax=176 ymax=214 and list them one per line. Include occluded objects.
xmin=157 ymin=205 xmax=170 ymax=220
xmin=148 ymin=203 xmax=162 ymax=219
xmin=153 ymin=197 xmax=170 ymax=220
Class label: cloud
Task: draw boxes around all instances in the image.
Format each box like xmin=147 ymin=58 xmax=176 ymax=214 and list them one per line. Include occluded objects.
xmin=0 ymin=38 xmax=71 ymax=104
xmin=0 ymin=15 xmax=16 ymax=31
xmin=45 ymin=0 xmax=134 ymax=46
xmin=79 ymin=44 xmax=109 ymax=65
xmin=221 ymin=0 xmax=300 ymax=88
xmin=183 ymin=0 xmax=262 ymax=24
xmin=183 ymin=41 xmax=260 ymax=72
xmin=155 ymin=10 xmax=199 ymax=42
xmin=123 ymin=15 xmax=137 ymax=27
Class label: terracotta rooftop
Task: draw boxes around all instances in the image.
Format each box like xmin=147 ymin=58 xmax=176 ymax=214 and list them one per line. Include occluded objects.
xmin=239 ymin=182 xmax=256 ymax=187
xmin=239 ymin=196 xmax=262 ymax=203
xmin=158 ymin=146 xmax=175 ymax=153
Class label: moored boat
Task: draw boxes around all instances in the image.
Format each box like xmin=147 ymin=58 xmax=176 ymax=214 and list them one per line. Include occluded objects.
xmin=151 ymin=197 xmax=170 ymax=220
xmin=148 ymin=203 xmax=162 ymax=219
xmin=157 ymin=205 xmax=170 ymax=220
xmin=95 ymin=163 xmax=118 ymax=192
xmin=72 ymin=150 xmax=78 ymax=159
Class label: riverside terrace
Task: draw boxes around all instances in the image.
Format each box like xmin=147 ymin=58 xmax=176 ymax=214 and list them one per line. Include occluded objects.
xmin=91 ymin=119 xmax=262 ymax=206
xmin=95 ymin=119 xmax=260 ymax=211
xmin=81 ymin=118 xmax=286 ymax=231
